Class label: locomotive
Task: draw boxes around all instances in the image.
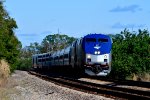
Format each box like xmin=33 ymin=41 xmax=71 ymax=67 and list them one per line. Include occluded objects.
xmin=32 ymin=33 xmax=112 ymax=76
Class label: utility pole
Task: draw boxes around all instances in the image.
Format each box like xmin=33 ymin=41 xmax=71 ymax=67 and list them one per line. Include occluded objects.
xmin=58 ymin=28 xmax=60 ymax=34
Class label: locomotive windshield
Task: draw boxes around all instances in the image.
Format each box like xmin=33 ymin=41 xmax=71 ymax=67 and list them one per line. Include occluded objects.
xmin=98 ymin=38 xmax=108 ymax=42
xmin=86 ymin=38 xmax=96 ymax=42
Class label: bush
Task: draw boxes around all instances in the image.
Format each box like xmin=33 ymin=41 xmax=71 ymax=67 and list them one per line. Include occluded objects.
xmin=110 ymin=29 xmax=150 ymax=80
xmin=0 ymin=1 xmax=21 ymax=72
xmin=17 ymin=58 xmax=32 ymax=70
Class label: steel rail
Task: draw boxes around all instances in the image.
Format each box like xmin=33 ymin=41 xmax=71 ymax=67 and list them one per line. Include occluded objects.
xmin=87 ymin=76 xmax=150 ymax=88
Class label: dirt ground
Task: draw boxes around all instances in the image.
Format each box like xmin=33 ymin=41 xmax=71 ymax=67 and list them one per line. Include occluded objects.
xmin=0 ymin=70 xmax=113 ymax=100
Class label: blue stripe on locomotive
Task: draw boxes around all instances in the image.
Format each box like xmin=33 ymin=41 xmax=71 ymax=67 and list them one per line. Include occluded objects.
xmin=82 ymin=34 xmax=112 ymax=55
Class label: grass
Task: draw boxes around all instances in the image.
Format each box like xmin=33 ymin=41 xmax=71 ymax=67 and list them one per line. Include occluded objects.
xmin=0 ymin=88 xmax=9 ymax=100
xmin=132 ymin=73 xmax=150 ymax=82
xmin=0 ymin=59 xmax=10 ymax=86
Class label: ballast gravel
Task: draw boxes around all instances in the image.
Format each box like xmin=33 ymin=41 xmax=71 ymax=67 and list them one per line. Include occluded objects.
xmin=1 ymin=70 xmax=114 ymax=100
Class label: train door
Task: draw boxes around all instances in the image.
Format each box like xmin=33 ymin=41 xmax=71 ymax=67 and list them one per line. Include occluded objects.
xmin=76 ymin=39 xmax=83 ymax=68
xmin=76 ymin=39 xmax=81 ymax=68
xmin=36 ymin=56 xmax=38 ymax=68
xmin=71 ymin=41 xmax=77 ymax=68
xmin=48 ymin=54 xmax=51 ymax=69
xmin=32 ymin=56 xmax=35 ymax=68
xmin=33 ymin=55 xmax=38 ymax=69
xmin=42 ymin=54 xmax=46 ymax=68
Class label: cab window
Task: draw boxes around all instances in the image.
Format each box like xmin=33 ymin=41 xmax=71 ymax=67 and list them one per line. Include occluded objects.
xmin=98 ymin=38 xmax=108 ymax=42
xmin=86 ymin=38 xmax=96 ymax=42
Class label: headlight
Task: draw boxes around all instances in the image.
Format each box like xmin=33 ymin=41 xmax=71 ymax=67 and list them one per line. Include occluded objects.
xmin=95 ymin=51 xmax=100 ymax=54
xmin=94 ymin=51 xmax=98 ymax=54
xmin=87 ymin=54 xmax=91 ymax=58
xmin=104 ymin=55 xmax=107 ymax=59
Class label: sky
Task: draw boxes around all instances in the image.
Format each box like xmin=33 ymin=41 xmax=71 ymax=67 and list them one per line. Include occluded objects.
xmin=4 ymin=0 xmax=150 ymax=47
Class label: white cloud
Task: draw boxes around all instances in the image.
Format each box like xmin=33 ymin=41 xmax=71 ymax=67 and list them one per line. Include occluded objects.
xmin=112 ymin=22 xmax=145 ymax=29
xmin=110 ymin=5 xmax=142 ymax=13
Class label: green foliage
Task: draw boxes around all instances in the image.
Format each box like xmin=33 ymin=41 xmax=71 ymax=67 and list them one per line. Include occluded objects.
xmin=17 ymin=42 xmax=41 ymax=70
xmin=41 ymin=34 xmax=76 ymax=53
xmin=110 ymin=29 xmax=150 ymax=79
xmin=0 ymin=1 xmax=21 ymax=72
xmin=17 ymin=58 xmax=31 ymax=70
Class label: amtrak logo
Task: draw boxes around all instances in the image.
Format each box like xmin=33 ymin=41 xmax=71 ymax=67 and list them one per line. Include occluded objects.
xmin=94 ymin=45 xmax=101 ymax=49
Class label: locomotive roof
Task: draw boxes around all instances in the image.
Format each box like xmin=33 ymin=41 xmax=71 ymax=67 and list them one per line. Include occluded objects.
xmin=84 ymin=33 xmax=110 ymax=38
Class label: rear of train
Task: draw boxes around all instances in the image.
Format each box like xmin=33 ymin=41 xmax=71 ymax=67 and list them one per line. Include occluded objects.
xmin=82 ymin=34 xmax=112 ymax=76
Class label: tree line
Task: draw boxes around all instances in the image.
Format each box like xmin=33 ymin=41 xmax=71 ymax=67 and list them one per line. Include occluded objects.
xmin=0 ymin=1 xmax=21 ymax=72
xmin=17 ymin=34 xmax=76 ymax=70
xmin=110 ymin=29 xmax=150 ymax=80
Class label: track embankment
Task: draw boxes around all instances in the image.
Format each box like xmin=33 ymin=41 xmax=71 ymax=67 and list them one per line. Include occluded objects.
xmin=0 ymin=70 xmax=113 ymax=100
xmin=29 ymin=70 xmax=150 ymax=100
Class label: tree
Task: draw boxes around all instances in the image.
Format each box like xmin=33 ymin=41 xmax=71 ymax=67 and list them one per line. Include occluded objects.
xmin=41 ymin=34 xmax=76 ymax=53
xmin=110 ymin=29 xmax=150 ymax=80
xmin=0 ymin=1 xmax=21 ymax=72
xmin=18 ymin=34 xmax=76 ymax=70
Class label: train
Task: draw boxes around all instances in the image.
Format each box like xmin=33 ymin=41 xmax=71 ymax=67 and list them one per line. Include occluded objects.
xmin=32 ymin=33 xmax=112 ymax=76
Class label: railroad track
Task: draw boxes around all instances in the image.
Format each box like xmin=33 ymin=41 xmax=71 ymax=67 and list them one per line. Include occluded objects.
xmin=87 ymin=76 xmax=150 ymax=88
xmin=29 ymin=71 xmax=150 ymax=99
